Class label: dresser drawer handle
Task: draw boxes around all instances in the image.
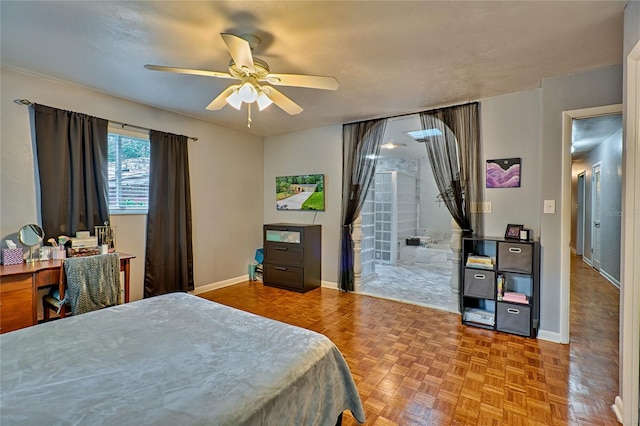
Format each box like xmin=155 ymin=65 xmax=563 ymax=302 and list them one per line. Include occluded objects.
xmin=473 ymin=274 xmax=486 ymax=280
xmin=274 ymin=266 xmax=287 ymax=271
xmin=508 ymin=247 xmax=522 ymax=253
xmin=275 ymin=247 xmax=288 ymax=251
xmin=507 ymin=308 xmax=520 ymax=314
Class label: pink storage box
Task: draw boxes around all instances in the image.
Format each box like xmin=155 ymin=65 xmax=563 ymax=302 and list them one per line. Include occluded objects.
xmin=2 ymin=248 xmax=24 ymax=265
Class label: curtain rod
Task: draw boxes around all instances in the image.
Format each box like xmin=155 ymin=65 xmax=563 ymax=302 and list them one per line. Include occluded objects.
xmin=344 ymin=100 xmax=478 ymax=126
xmin=14 ymin=99 xmax=198 ymax=141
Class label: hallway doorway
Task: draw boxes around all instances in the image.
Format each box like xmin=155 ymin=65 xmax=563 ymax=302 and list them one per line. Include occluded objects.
xmin=563 ymin=105 xmax=622 ymax=342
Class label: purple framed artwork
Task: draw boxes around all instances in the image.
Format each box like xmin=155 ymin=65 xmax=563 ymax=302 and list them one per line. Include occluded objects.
xmin=486 ymin=158 xmax=521 ymax=188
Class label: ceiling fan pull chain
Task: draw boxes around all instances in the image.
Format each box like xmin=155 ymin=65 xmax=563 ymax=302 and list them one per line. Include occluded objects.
xmin=247 ymin=102 xmax=252 ymax=128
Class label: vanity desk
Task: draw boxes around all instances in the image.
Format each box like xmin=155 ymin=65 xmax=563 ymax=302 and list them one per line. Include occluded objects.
xmin=0 ymin=253 xmax=135 ymax=333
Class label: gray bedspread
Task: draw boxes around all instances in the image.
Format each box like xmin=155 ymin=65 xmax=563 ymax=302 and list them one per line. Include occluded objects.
xmin=0 ymin=293 xmax=365 ymax=425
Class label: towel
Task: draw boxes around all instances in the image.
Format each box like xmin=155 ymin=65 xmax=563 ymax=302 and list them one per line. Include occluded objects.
xmin=64 ymin=253 xmax=121 ymax=315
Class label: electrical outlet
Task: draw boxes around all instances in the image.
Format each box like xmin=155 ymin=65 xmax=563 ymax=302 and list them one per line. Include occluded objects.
xmin=471 ymin=201 xmax=492 ymax=213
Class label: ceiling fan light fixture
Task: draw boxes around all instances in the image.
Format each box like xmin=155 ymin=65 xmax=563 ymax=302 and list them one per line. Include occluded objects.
xmin=225 ymin=89 xmax=243 ymax=110
xmin=256 ymin=91 xmax=273 ymax=111
xmin=238 ymin=82 xmax=258 ymax=103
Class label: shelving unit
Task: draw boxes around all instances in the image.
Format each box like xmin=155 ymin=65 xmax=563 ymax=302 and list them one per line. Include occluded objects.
xmin=461 ymin=236 xmax=540 ymax=338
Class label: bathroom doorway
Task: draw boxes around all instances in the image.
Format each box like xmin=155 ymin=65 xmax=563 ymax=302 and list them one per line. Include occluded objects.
xmin=356 ymin=114 xmax=457 ymax=312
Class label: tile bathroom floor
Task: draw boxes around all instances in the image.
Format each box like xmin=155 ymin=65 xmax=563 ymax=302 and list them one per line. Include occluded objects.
xmin=358 ymin=262 xmax=456 ymax=312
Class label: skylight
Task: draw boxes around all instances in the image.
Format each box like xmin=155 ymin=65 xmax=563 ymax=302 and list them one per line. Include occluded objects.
xmin=405 ymin=128 xmax=442 ymax=141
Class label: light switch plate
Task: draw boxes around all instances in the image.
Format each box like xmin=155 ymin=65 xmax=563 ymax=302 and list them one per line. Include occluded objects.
xmin=470 ymin=201 xmax=492 ymax=213
xmin=544 ymin=199 xmax=556 ymax=214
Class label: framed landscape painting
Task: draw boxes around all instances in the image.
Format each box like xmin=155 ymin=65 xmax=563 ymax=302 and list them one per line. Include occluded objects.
xmin=486 ymin=158 xmax=521 ymax=188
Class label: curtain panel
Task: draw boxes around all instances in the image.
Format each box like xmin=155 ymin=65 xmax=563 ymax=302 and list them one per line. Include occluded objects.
xmin=144 ymin=130 xmax=194 ymax=297
xmin=33 ymin=104 xmax=109 ymax=238
xmin=419 ymin=102 xmax=483 ymax=236
xmin=339 ymin=118 xmax=387 ymax=291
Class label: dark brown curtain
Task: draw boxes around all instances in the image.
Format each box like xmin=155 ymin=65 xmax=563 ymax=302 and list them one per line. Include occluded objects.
xmin=33 ymin=104 xmax=109 ymax=238
xmin=339 ymin=118 xmax=387 ymax=291
xmin=419 ymin=102 xmax=482 ymax=236
xmin=144 ymin=130 xmax=194 ymax=297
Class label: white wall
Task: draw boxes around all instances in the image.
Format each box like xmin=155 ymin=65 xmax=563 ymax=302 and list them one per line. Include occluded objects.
xmin=480 ymin=89 xmax=542 ymax=239
xmin=263 ymin=125 xmax=342 ymax=285
xmin=586 ymin=130 xmax=623 ymax=283
xmin=619 ymin=2 xmax=640 ymax=423
xmin=0 ymin=68 xmax=264 ymax=300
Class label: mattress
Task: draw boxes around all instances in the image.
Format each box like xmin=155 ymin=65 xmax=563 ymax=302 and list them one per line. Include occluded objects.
xmin=0 ymin=292 xmax=365 ymax=425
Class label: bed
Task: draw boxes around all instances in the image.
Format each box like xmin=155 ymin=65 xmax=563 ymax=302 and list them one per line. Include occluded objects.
xmin=0 ymin=292 xmax=365 ymax=425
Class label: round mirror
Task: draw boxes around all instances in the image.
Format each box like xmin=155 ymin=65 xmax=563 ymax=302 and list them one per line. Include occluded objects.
xmin=18 ymin=224 xmax=44 ymax=247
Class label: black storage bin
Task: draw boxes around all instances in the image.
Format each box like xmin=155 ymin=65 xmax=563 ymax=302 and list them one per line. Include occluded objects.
xmin=463 ymin=269 xmax=495 ymax=299
xmin=496 ymin=302 xmax=531 ymax=336
xmin=498 ymin=242 xmax=533 ymax=274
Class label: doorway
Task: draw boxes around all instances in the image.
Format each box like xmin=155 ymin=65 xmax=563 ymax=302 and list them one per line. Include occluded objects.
xmin=356 ymin=114 xmax=456 ymax=312
xmin=591 ymin=162 xmax=602 ymax=271
xmin=576 ymin=172 xmax=585 ymax=256
xmin=565 ymin=109 xmax=624 ymax=336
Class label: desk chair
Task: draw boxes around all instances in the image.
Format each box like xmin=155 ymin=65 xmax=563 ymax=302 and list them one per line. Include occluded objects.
xmin=43 ymin=253 xmax=121 ymax=319
xmin=43 ymin=262 xmax=68 ymax=320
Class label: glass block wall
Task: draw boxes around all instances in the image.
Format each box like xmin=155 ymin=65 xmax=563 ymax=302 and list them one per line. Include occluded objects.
xmin=372 ymin=171 xmax=418 ymax=265
xmin=374 ymin=172 xmax=394 ymax=264
xmin=396 ymin=172 xmax=418 ymax=242
xmin=360 ymin=186 xmax=376 ymax=279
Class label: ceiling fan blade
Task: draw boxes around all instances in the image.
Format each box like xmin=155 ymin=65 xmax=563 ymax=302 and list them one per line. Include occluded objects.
xmin=205 ymin=85 xmax=240 ymax=111
xmin=262 ymin=86 xmax=303 ymax=115
xmin=262 ymin=73 xmax=339 ymax=90
xmin=220 ymin=33 xmax=255 ymax=74
xmin=145 ymin=64 xmax=236 ymax=80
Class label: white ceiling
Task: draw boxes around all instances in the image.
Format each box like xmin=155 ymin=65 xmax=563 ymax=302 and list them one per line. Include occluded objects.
xmin=0 ymin=1 xmax=626 ymax=138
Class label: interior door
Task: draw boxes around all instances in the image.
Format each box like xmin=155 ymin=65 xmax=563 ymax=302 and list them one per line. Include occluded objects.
xmin=592 ymin=163 xmax=602 ymax=271
xmin=576 ymin=172 xmax=585 ymax=256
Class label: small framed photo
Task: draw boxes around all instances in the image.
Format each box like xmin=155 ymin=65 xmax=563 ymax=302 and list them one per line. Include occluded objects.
xmin=505 ymin=224 xmax=524 ymax=239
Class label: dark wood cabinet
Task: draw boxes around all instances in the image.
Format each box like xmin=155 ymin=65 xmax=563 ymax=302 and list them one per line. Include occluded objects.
xmin=263 ymin=224 xmax=321 ymax=293
xmin=461 ymin=236 xmax=540 ymax=338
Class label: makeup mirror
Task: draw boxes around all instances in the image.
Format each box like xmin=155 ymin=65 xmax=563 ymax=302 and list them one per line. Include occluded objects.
xmin=18 ymin=224 xmax=44 ymax=263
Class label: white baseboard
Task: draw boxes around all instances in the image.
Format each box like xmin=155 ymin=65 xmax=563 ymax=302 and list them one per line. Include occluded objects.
xmin=613 ymin=396 xmax=623 ymax=424
xmin=321 ymin=281 xmax=339 ymax=290
xmin=192 ymin=275 xmax=249 ymax=295
xmin=582 ymin=256 xmax=593 ymax=267
xmin=193 ymin=278 xmax=339 ymax=294
xmin=600 ymin=269 xmax=621 ymax=289
xmin=537 ymin=329 xmax=563 ymax=343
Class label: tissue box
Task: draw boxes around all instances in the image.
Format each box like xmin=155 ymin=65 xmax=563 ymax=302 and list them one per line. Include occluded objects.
xmin=2 ymin=248 xmax=23 ymax=265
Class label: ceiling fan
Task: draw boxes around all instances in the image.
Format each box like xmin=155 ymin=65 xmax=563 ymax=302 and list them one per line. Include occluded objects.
xmin=145 ymin=33 xmax=339 ymax=124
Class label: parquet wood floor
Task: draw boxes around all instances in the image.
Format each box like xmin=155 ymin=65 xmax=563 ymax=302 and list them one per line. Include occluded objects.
xmin=199 ymin=254 xmax=619 ymax=425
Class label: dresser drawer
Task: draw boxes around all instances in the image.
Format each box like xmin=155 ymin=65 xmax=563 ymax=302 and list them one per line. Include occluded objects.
xmin=498 ymin=242 xmax=533 ymax=274
xmin=35 ymin=267 xmax=60 ymax=288
xmin=463 ymin=269 xmax=495 ymax=299
xmin=0 ymin=278 xmax=34 ymax=333
xmin=264 ymin=244 xmax=304 ymax=267
xmin=263 ymin=264 xmax=304 ymax=291
xmin=496 ymin=302 xmax=531 ymax=336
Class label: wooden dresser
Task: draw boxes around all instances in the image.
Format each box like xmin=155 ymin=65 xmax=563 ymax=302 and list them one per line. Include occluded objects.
xmin=0 ymin=254 xmax=134 ymax=333
xmin=263 ymin=224 xmax=321 ymax=293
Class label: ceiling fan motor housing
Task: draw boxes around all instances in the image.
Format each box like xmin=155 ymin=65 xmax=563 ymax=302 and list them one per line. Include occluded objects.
xmin=228 ymin=57 xmax=270 ymax=79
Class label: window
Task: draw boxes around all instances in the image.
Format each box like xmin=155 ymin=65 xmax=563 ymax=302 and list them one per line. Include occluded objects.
xmin=108 ymin=127 xmax=150 ymax=213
